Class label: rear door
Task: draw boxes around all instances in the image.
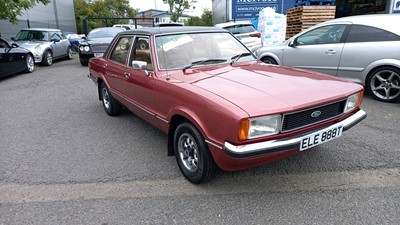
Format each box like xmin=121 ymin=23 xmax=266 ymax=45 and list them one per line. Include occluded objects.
xmin=282 ymin=24 xmax=349 ymax=76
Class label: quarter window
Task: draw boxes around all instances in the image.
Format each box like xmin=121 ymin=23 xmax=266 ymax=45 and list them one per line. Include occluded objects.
xmin=345 ymin=25 xmax=400 ymax=42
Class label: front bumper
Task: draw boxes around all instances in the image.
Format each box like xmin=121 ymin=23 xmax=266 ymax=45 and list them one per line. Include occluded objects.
xmin=224 ymin=109 xmax=367 ymax=158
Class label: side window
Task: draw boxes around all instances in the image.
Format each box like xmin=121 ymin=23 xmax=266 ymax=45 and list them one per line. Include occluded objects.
xmin=130 ymin=37 xmax=153 ymax=70
xmin=296 ymin=24 xmax=347 ymax=46
xmin=346 ymin=25 xmax=400 ymax=43
xmin=109 ymin=36 xmax=133 ymax=65
xmin=50 ymin=32 xmax=61 ymax=41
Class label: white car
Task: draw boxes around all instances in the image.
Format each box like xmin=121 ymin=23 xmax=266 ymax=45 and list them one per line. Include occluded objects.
xmin=215 ymin=21 xmax=262 ymax=52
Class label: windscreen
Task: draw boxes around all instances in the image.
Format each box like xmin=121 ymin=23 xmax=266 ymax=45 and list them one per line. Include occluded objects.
xmin=155 ymin=32 xmax=255 ymax=70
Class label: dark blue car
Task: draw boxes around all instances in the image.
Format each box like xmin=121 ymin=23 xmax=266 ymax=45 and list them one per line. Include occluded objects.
xmin=63 ymin=32 xmax=81 ymax=52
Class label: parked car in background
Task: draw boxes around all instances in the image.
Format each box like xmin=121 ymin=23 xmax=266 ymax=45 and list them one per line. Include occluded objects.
xmin=256 ymin=14 xmax=400 ymax=102
xmin=78 ymin=27 xmax=125 ymax=66
xmin=64 ymin=32 xmax=81 ymax=52
xmin=113 ymin=24 xmax=143 ymax=30
xmin=11 ymin=28 xmax=72 ymax=66
xmin=215 ymin=21 xmax=262 ymax=52
xmin=0 ymin=37 xmax=34 ymax=78
xmin=88 ymin=26 xmax=366 ymax=184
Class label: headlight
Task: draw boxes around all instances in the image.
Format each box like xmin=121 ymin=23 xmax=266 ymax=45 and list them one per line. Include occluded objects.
xmin=239 ymin=115 xmax=281 ymax=140
xmin=344 ymin=91 xmax=363 ymax=113
xmin=35 ymin=45 xmax=41 ymax=52
xmin=79 ymin=45 xmax=90 ymax=52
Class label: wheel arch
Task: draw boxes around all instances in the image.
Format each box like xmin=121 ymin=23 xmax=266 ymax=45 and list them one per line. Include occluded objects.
xmin=363 ymin=59 xmax=400 ymax=84
xmin=259 ymin=53 xmax=281 ymax=65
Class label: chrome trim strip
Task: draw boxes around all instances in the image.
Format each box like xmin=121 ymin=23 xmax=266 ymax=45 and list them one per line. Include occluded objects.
xmin=156 ymin=116 xmax=169 ymax=124
xmin=224 ymin=109 xmax=366 ymax=158
xmin=110 ymin=90 xmax=155 ymax=116
xmin=205 ymin=140 xmax=223 ymax=150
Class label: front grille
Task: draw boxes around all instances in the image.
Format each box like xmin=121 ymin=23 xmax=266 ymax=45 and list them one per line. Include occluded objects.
xmin=91 ymin=44 xmax=109 ymax=52
xmin=281 ymin=100 xmax=347 ymax=132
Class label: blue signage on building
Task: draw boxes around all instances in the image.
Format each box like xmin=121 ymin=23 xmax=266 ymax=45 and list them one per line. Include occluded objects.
xmin=232 ymin=0 xmax=282 ymax=19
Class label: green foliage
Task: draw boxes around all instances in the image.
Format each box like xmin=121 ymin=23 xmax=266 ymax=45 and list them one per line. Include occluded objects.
xmin=185 ymin=9 xmax=212 ymax=26
xmin=0 ymin=0 xmax=50 ymax=24
xmin=163 ymin=0 xmax=197 ymax=22
xmin=74 ymin=0 xmax=137 ymax=34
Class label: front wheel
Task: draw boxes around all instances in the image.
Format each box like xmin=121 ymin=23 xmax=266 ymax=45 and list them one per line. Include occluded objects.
xmin=366 ymin=66 xmax=400 ymax=102
xmin=41 ymin=50 xmax=53 ymax=66
xmin=174 ymin=122 xmax=217 ymax=184
xmin=24 ymin=54 xmax=35 ymax=73
xmin=100 ymin=82 xmax=122 ymax=116
xmin=80 ymin=58 xmax=89 ymax=66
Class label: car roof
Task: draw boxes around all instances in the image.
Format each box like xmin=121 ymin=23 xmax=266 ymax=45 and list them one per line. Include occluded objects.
xmin=118 ymin=26 xmax=229 ymax=36
xmin=319 ymin=14 xmax=400 ymax=35
xmin=214 ymin=21 xmax=253 ymax=28
xmin=20 ymin=28 xmax=61 ymax=32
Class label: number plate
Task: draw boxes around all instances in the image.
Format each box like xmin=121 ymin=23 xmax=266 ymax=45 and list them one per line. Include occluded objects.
xmin=300 ymin=125 xmax=343 ymax=151
xmin=94 ymin=53 xmax=104 ymax=57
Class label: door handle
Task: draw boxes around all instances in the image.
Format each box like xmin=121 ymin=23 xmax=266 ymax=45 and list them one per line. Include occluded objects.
xmin=103 ymin=63 xmax=107 ymax=68
xmin=124 ymin=72 xmax=131 ymax=78
xmin=325 ymin=50 xmax=336 ymax=55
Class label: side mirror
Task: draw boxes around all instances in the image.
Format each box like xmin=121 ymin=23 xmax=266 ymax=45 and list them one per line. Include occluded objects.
xmin=11 ymin=43 xmax=19 ymax=48
xmin=132 ymin=60 xmax=150 ymax=76
xmin=288 ymin=38 xmax=297 ymax=47
xmin=11 ymin=37 xmax=15 ymax=41
xmin=51 ymin=39 xmax=60 ymax=43
xmin=132 ymin=60 xmax=147 ymax=70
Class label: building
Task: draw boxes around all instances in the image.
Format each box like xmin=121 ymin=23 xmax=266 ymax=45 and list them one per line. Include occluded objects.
xmin=0 ymin=0 xmax=76 ymax=41
xmin=213 ymin=0 xmax=399 ymax=24
xmin=137 ymin=9 xmax=191 ymax=26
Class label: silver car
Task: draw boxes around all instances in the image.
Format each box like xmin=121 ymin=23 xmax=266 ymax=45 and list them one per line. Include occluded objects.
xmin=256 ymin=14 xmax=400 ymax=102
xmin=12 ymin=28 xmax=72 ymax=66
xmin=215 ymin=21 xmax=262 ymax=52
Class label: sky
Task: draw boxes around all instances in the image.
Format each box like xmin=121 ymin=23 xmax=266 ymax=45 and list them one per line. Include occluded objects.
xmin=129 ymin=0 xmax=212 ymax=16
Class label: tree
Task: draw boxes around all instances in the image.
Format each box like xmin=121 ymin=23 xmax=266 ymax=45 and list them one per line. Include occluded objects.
xmin=185 ymin=9 xmax=212 ymax=26
xmin=163 ymin=0 xmax=197 ymax=22
xmin=0 ymin=0 xmax=51 ymax=24
xmin=74 ymin=0 xmax=137 ymax=34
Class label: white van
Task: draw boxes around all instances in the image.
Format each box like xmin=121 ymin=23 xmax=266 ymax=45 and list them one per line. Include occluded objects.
xmin=112 ymin=24 xmax=142 ymax=30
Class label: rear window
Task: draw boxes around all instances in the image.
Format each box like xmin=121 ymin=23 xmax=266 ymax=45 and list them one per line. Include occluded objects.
xmin=224 ymin=24 xmax=257 ymax=34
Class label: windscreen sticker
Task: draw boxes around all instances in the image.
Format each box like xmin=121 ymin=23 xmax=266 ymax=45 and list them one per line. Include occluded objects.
xmin=160 ymin=34 xmax=193 ymax=52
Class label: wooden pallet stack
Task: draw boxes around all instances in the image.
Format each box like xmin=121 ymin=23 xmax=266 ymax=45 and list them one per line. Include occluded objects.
xmin=286 ymin=5 xmax=336 ymax=39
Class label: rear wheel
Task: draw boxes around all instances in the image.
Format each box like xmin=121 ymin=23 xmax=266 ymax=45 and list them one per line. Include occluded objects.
xmin=41 ymin=50 xmax=53 ymax=66
xmin=261 ymin=57 xmax=278 ymax=65
xmin=174 ymin=122 xmax=217 ymax=184
xmin=65 ymin=46 xmax=73 ymax=60
xmin=24 ymin=54 xmax=35 ymax=73
xmin=100 ymin=82 xmax=122 ymax=116
xmin=366 ymin=66 xmax=400 ymax=102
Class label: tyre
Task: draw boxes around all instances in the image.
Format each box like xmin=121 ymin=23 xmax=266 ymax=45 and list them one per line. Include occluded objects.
xmin=366 ymin=66 xmax=400 ymax=103
xmin=100 ymin=82 xmax=122 ymax=116
xmin=261 ymin=56 xmax=278 ymax=65
xmin=80 ymin=58 xmax=89 ymax=66
xmin=174 ymin=122 xmax=217 ymax=184
xmin=65 ymin=46 xmax=73 ymax=60
xmin=41 ymin=50 xmax=53 ymax=66
xmin=24 ymin=54 xmax=35 ymax=73
xmin=137 ymin=40 xmax=149 ymax=50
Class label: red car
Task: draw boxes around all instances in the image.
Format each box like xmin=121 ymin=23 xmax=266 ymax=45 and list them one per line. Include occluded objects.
xmin=88 ymin=27 xmax=367 ymax=184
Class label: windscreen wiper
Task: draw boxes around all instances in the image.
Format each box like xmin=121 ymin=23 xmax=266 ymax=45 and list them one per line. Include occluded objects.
xmin=230 ymin=52 xmax=252 ymax=65
xmin=183 ymin=59 xmax=227 ymax=71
